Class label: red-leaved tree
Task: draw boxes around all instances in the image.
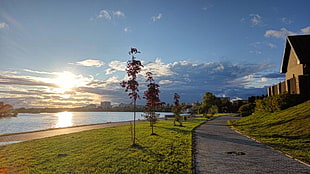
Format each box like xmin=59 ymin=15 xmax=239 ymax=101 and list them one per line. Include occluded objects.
xmin=143 ymin=72 xmax=165 ymax=135
xmin=120 ymin=48 xmax=144 ymax=145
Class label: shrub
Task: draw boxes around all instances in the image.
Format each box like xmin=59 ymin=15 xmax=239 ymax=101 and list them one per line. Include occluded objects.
xmin=255 ymin=93 xmax=305 ymax=113
xmin=238 ymin=103 xmax=255 ymax=116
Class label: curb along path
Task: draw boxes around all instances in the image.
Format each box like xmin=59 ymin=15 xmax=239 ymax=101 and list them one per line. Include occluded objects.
xmin=194 ymin=115 xmax=310 ymax=174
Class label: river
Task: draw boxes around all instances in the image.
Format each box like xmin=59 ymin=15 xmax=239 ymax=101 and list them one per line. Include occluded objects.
xmin=0 ymin=112 xmax=171 ymax=135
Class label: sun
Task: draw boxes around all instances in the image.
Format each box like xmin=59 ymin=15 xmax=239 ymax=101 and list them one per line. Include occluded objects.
xmin=54 ymin=71 xmax=77 ymax=90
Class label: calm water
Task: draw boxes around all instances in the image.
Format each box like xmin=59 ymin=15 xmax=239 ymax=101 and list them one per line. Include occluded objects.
xmin=0 ymin=112 xmax=171 ymax=135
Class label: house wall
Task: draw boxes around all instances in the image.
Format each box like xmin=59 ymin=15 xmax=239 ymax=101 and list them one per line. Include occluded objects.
xmin=286 ymin=49 xmax=304 ymax=79
xmin=285 ymin=49 xmax=305 ymax=94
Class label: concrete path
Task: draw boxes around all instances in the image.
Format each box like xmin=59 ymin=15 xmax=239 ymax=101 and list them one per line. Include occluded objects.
xmin=194 ymin=115 xmax=310 ymax=174
xmin=0 ymin=120 xmax=143 ymax=145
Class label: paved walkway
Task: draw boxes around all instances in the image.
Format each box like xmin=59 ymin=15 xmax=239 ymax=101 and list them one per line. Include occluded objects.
xmin=194 ymin=115 xmax=310 ymax=174
xmin=0 ymin=120 xmax=144 ymax=145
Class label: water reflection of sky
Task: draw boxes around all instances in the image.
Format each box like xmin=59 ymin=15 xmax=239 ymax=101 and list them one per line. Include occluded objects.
xmin=0 ymin=112 xmax=171 ymax=135
xmin=55 ymin=112 xmax=73 ymax=128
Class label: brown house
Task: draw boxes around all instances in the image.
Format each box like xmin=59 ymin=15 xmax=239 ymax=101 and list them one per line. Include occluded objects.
xmin=268 ymin=35 xmax=310 ymax=97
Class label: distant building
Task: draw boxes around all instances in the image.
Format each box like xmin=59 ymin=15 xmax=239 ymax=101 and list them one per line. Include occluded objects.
xmin=101 ymin=101 xmax=112 ymax=109
xmin=85 ymin=104 xmax=97 ymax=109
xmin=268 ymin=35 xmax=310 ymax=97
xmin=231 ymin=98 xmax=248 ymax=106
xmin=118 ymin=103 xmax=131 ymax=108
xmin=219 ymin=97 xmax=231 ymax=103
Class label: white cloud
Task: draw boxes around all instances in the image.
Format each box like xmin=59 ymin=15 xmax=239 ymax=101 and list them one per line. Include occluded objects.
xmin=159 ymin=80 xmax=174 ymax=85
xmin=250 ymin=14 xmax=262 ymax=26
xmin=151 ymin=13 xmax=163 ymax=22
xmin=264 ymin=26 xmax=310 ymax=39
xmin=124 ymin=27 xmax=131 ymax=32
xmin=0 ymin=22 xmax=9 ymax=29
xmin=143 ymin=58 xmax=174 ymax=77
xmin=72 ymin=59 xmax=104 ymax=67
xmin=260 ymin=77 xmax=268 ymax=82
xmin=113 ymin=11 xmax=125 ymax=17
xmin=97 ymin=10 xmax=111 ymax=20
xmin=106 ymin=76 xmax=120 ymax=84
xmin=264 ymin=28 xmax=297 ymax=39
xmin=105 ymin=61 xmax=126 ymax=74
xmin=94 ymin=10 xmax=125 ymax=20
xmin=301 ymin=26 xmax=310 ymax=34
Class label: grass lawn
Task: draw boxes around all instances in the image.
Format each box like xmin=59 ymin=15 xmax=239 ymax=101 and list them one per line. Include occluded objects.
xmin=231 ymin=100 xmax=310 ymax=164
xmin=0 ymin=118 xmax=206 ymax=173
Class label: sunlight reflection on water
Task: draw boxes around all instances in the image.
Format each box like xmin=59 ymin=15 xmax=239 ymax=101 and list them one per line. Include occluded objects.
xmin=55 ymin=112 xmax=73 ymax=128
xmin=0 ymin=112 xmax=171 ymax=135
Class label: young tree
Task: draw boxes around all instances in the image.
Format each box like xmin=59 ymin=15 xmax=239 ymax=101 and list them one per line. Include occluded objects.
xmin=172 ymin=93 xmax=183 ymax=126
xmin=143 ymin=72 xmax=165 ymax=135
xmin=120 ymin=48 xmax=144 ymax=145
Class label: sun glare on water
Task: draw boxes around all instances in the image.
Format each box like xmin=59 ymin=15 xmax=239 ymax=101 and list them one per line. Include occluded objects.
xmin=55 ymin=112 xmax=73 ymax=128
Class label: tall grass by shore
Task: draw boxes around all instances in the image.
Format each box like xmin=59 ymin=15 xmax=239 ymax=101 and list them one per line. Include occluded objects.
xmin=0 ymin=119 xmax=205 ymax=173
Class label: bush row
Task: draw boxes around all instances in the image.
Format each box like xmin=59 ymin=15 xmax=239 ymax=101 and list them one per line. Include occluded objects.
xmin=238 ymin=93 xmax=308 ymax=116
xmin=255 ymin=93 xmax=306 ymax=113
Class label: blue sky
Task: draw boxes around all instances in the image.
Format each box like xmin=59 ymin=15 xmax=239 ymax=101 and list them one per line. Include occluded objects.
xmin=0 ymin=0 xmax=309 ymax=108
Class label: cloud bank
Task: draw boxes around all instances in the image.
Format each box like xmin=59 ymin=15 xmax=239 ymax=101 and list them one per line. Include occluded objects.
xmin=0 ymin=59 xmax=283 ymax=108
xmin=264 ymin=26 xmax=310 ymax=39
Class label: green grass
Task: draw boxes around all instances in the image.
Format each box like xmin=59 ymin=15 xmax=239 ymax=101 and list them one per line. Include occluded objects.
xmin=0 ymin=119 xmax=205 ymax=173
xmin=231 ymin=100 xmax=310 ymax=164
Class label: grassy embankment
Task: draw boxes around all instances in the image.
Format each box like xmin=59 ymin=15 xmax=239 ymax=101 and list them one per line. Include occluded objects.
xmin=0 ymin=118 xmax=207 ymax=173
xmin=231 ymin=100 xmax=310 ymax=164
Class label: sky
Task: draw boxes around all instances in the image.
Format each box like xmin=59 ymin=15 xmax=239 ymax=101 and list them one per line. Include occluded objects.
xmin=0 ymin=0 xmax=309 ymax=108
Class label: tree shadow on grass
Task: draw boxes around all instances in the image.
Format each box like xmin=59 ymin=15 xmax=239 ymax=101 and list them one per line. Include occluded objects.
xmin=155 ymin=126 xmax=191 ymax=135
xmin=130 ymin=143 xmax=144 ymax=150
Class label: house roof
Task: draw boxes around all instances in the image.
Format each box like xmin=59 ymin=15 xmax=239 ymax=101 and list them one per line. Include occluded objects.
xmin=280 ymin=34 xmax=310 ymax=73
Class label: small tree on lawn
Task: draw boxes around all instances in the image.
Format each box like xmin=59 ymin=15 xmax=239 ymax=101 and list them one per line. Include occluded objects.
xmin=143 ymin=72 xmax=165 ymax=135
xmin=120 ymin=48 xmax=144 ymax=145
xmin=172 ymin=93 xmax=183 ymax=126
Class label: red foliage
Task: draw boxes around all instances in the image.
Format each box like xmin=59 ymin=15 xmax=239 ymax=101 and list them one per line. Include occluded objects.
xmin=144 ymin=72 xmax=165 ymax=109
xmin=120 ymin=48 xmax=144 ymax=102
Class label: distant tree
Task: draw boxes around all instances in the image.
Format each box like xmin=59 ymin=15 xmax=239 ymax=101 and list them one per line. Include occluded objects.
xmin=120 ymin=48 xmax=144 ymax=145
xmin=143 ymin=72 xmax=165 ymax=135
xmin=172 ymin=93 xmax=183 ymax=126
xmin=199 ymin=92 xmax=220 ymax=114
xmin=0 ymin=103 xmax=16 ymax=117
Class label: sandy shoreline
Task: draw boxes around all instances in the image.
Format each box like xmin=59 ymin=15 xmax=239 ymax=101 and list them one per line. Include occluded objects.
xmin=0 ymin=120 xmax=146 ymax=145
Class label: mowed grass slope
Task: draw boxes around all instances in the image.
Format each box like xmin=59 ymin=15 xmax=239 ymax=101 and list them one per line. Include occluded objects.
xmin=0 ymin=119 xmax=205 ymax=174
xmin=232 ymin=100 xmax=310 ymax=164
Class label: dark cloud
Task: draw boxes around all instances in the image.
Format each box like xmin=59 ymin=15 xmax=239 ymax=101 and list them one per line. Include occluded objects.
xmin=138 ymin=61 xmax=274 ymax=104
xmin=0 ymin=60 xmax=277 ymax=108
xmin=263 ymin=72 xmax=285 ymax=79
